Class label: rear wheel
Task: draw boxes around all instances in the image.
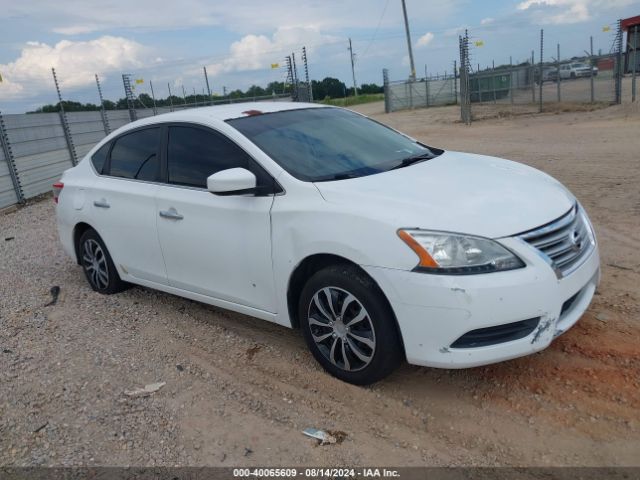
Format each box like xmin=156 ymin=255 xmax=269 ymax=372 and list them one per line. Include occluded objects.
xmin=78 ymin=229 xmax=128 ymax=294
xmin=299 ymin=264 xmax=403 ymax=385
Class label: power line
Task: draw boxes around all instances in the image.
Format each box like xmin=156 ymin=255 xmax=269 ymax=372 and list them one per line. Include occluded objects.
xmin=362 ymin=0 xmax=391 ymax=58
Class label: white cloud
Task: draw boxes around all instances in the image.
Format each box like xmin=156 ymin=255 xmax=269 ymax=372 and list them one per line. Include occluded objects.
xmin=52 ymin=25 xmax=99 ymax=35
xmin=444 ymin=25 xmax=469 ymax=37
xmin=206 ymin=26 xmax=338 ymax=76
xmin=0 ymin=36 xmax=148 ymax=100
xmin=480 ymin=17 xmax=495 ymax=25
xmin=416 ymin=32 xmax=435 ymax=48
xmin=516 ymin=0 xmax=635 ymax=24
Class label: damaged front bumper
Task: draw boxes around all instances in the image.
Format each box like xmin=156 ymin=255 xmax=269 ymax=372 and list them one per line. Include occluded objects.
xmin=363 ymin=237 xmax=600 ymax=369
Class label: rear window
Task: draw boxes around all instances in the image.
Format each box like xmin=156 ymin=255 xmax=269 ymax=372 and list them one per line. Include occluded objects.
xmin=91 ymin=142 xmax=110 ymax=174
xmin=108 ymin=128 xmax=160 ymax=181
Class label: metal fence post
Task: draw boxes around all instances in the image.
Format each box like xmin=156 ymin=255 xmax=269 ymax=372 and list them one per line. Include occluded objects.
xmin=204 ymin=66 xmax=212 ymax=105
xmin=0 ymin=108 xmax=24 ymax=203
xmin=492 ymin=60 xmax=497 ymax=104
xmin=458 ymin=32 xmax=471 ymax=124
xmin=615 ymin=19 xmax=623 ymax=104
xmin=167 ymin=83 xmax=174 ymax=112
xmin=302 ymin=46 xmax=313 ymax=102
xmin=531 ymin=50 xmax=536 ymax=103
xmin=539 ymin=29 xmax=544 ymax=113
xmin=590 ymin=37 xmax=595 ymax=103
xmin=633 ymin=26 xmax=638 ymax=102
xmin=557 ymin=44 xmax=561 ymax=103
xmin=150 ymin=80 xmax=157 ymax=115
xmin=509 ymin=56 xmax=514 ymax=107
xmin=95 ymin=74 xmax=111 ymax=136
xmin=425 ymin=66 xmax=430 ymax=107
xmin=453 ymin=60 xmax=458 ymax=105
xmin=122 ymin=74 xmax=138 ymax=122
xmin=52 ymin=68 xmax=78 ymax=166
xmin=383 ymin=69 xmax=391 ymax=113
xmin=408 ymin=80 xmax=414 ymax=109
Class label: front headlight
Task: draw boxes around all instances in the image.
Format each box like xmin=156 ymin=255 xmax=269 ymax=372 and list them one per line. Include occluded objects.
xmin=397 ymin=229 xmax=525 ymax=274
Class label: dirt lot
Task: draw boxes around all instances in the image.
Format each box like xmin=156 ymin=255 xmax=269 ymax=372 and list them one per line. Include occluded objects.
xmin=1 ymin=102 xmax=639 ymax=467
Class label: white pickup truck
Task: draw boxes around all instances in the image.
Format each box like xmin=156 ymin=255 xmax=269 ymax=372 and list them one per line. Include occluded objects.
xmin=559 ymin=62 xmax=598 ymax=80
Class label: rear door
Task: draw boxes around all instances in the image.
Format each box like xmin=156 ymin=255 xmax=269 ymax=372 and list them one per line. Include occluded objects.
xmin=154 ymin=124 xmax=277 ymax=312
xmin=89 ymin=127 xmax=167 ymax=285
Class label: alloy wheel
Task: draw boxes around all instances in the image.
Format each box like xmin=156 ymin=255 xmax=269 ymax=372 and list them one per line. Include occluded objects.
xmin=82 ymin=239 xmax=109 ymax=290
xmin=307 ymin=286 xmax=376 ymax=372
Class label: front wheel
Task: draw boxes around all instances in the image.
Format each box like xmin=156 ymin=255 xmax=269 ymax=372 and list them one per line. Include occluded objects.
xmin=299 ymin=264 xmax=403 ymax=385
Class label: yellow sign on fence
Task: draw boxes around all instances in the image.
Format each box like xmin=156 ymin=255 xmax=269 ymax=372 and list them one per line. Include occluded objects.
xmin=271 ymin=63 xmax=280 ymax=69
xmin=474 ymin=40 xmax=484 ymax=47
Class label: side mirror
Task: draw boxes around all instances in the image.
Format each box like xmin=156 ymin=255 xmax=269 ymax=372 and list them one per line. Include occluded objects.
xmin=207 ymin=168 xmax=257 ymax=195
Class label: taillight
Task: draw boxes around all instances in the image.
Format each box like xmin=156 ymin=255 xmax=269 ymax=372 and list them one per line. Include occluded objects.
xmin=52 ymin=182 xmax=64 ymax=204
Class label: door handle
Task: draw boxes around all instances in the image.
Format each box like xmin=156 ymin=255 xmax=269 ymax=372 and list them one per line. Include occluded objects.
xmin=159 ymin=208 xmax=184 ymax=220
xmin=93 ymin=199 xmax=110 ymax=208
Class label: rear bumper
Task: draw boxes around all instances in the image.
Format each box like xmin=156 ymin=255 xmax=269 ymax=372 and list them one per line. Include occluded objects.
xmin=364 ymin=238 xmax=600 ymax=368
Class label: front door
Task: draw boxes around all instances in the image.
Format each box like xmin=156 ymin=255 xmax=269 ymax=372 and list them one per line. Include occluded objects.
xmin=155 ymin=124 xmax=277 ymax=312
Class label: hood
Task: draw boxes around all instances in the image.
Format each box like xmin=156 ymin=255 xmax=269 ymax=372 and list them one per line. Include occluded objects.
xmin=313 ymin=151 xmax=575 ymax=238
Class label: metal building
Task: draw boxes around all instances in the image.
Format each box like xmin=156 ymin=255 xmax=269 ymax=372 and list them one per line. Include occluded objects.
xmin=622 ymin=15 xmax=640 ymax=74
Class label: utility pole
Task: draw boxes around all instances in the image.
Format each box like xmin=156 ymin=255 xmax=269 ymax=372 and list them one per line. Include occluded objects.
xmin=348 ymin=38 xmax=358 ymax=96
xmin=203 ymin=66 xmax=212 ymax=105
xmin=401 ymin=0 xmax=416 ymax=81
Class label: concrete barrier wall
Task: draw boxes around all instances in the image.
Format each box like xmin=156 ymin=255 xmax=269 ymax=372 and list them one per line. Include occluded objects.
xmin=0 ymin=94 xmax=293 ymax=210
xmin=0 ymin=142 xmax=19 ymax=209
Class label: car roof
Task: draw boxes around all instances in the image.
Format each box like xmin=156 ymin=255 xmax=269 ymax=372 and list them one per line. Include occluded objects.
xmin=119 ymin=101 xmax=329 ymax=130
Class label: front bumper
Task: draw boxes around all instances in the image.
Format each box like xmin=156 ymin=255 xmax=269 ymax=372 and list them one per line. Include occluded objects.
xmin=364 ymin=237 xmax=600 ymax=368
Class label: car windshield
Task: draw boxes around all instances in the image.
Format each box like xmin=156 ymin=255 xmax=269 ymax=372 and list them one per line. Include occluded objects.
xmin=226 ymin=107 xmax=440 ymax=182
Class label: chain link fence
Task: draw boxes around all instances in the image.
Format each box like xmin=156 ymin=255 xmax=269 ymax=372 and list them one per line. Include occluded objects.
xmin=383 ymin=70 xmax=458 ymax=113
xmin=461 ymin=31 xmax=621 ymax=122
xmin=384 ymin=20 xmax=637 ymax=124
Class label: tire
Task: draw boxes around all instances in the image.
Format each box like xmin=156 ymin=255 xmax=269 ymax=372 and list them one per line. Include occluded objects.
xmin=298 ymin=264 xmax=403 ymax=385
xmin=570 ymin=72 xmax=576 ymax=79
xmin=78 ymin=229 xmax=128 ymax=294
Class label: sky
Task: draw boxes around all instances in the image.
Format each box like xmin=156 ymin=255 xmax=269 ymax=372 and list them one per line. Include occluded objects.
xmin=0 ymin=0 xmax=639 ymax=112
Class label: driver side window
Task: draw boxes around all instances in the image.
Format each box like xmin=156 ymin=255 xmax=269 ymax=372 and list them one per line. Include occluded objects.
xmin=167 ymin=126 xmax=268 ymax=189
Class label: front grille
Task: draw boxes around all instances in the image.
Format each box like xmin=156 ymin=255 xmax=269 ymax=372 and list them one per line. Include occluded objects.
xmin=450 ymin=318 xmax=540 ymax=349
xmin=518 ymin=205 xmax=594 ymax=277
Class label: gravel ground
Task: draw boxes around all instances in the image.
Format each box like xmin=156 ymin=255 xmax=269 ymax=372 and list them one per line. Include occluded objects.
xmin=1 ymin=102 xmax=639 ymax=467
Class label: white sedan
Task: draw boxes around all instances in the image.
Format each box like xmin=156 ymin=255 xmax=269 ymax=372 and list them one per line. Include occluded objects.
xmin=54 ymin=103 xmax=600 ymax=384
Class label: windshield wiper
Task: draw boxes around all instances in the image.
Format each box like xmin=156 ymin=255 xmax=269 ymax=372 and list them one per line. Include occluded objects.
xmin=314 ymin=172 xmax=359 ymax=182
xmin=390 ymin=153 xmax=434 ymax=170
